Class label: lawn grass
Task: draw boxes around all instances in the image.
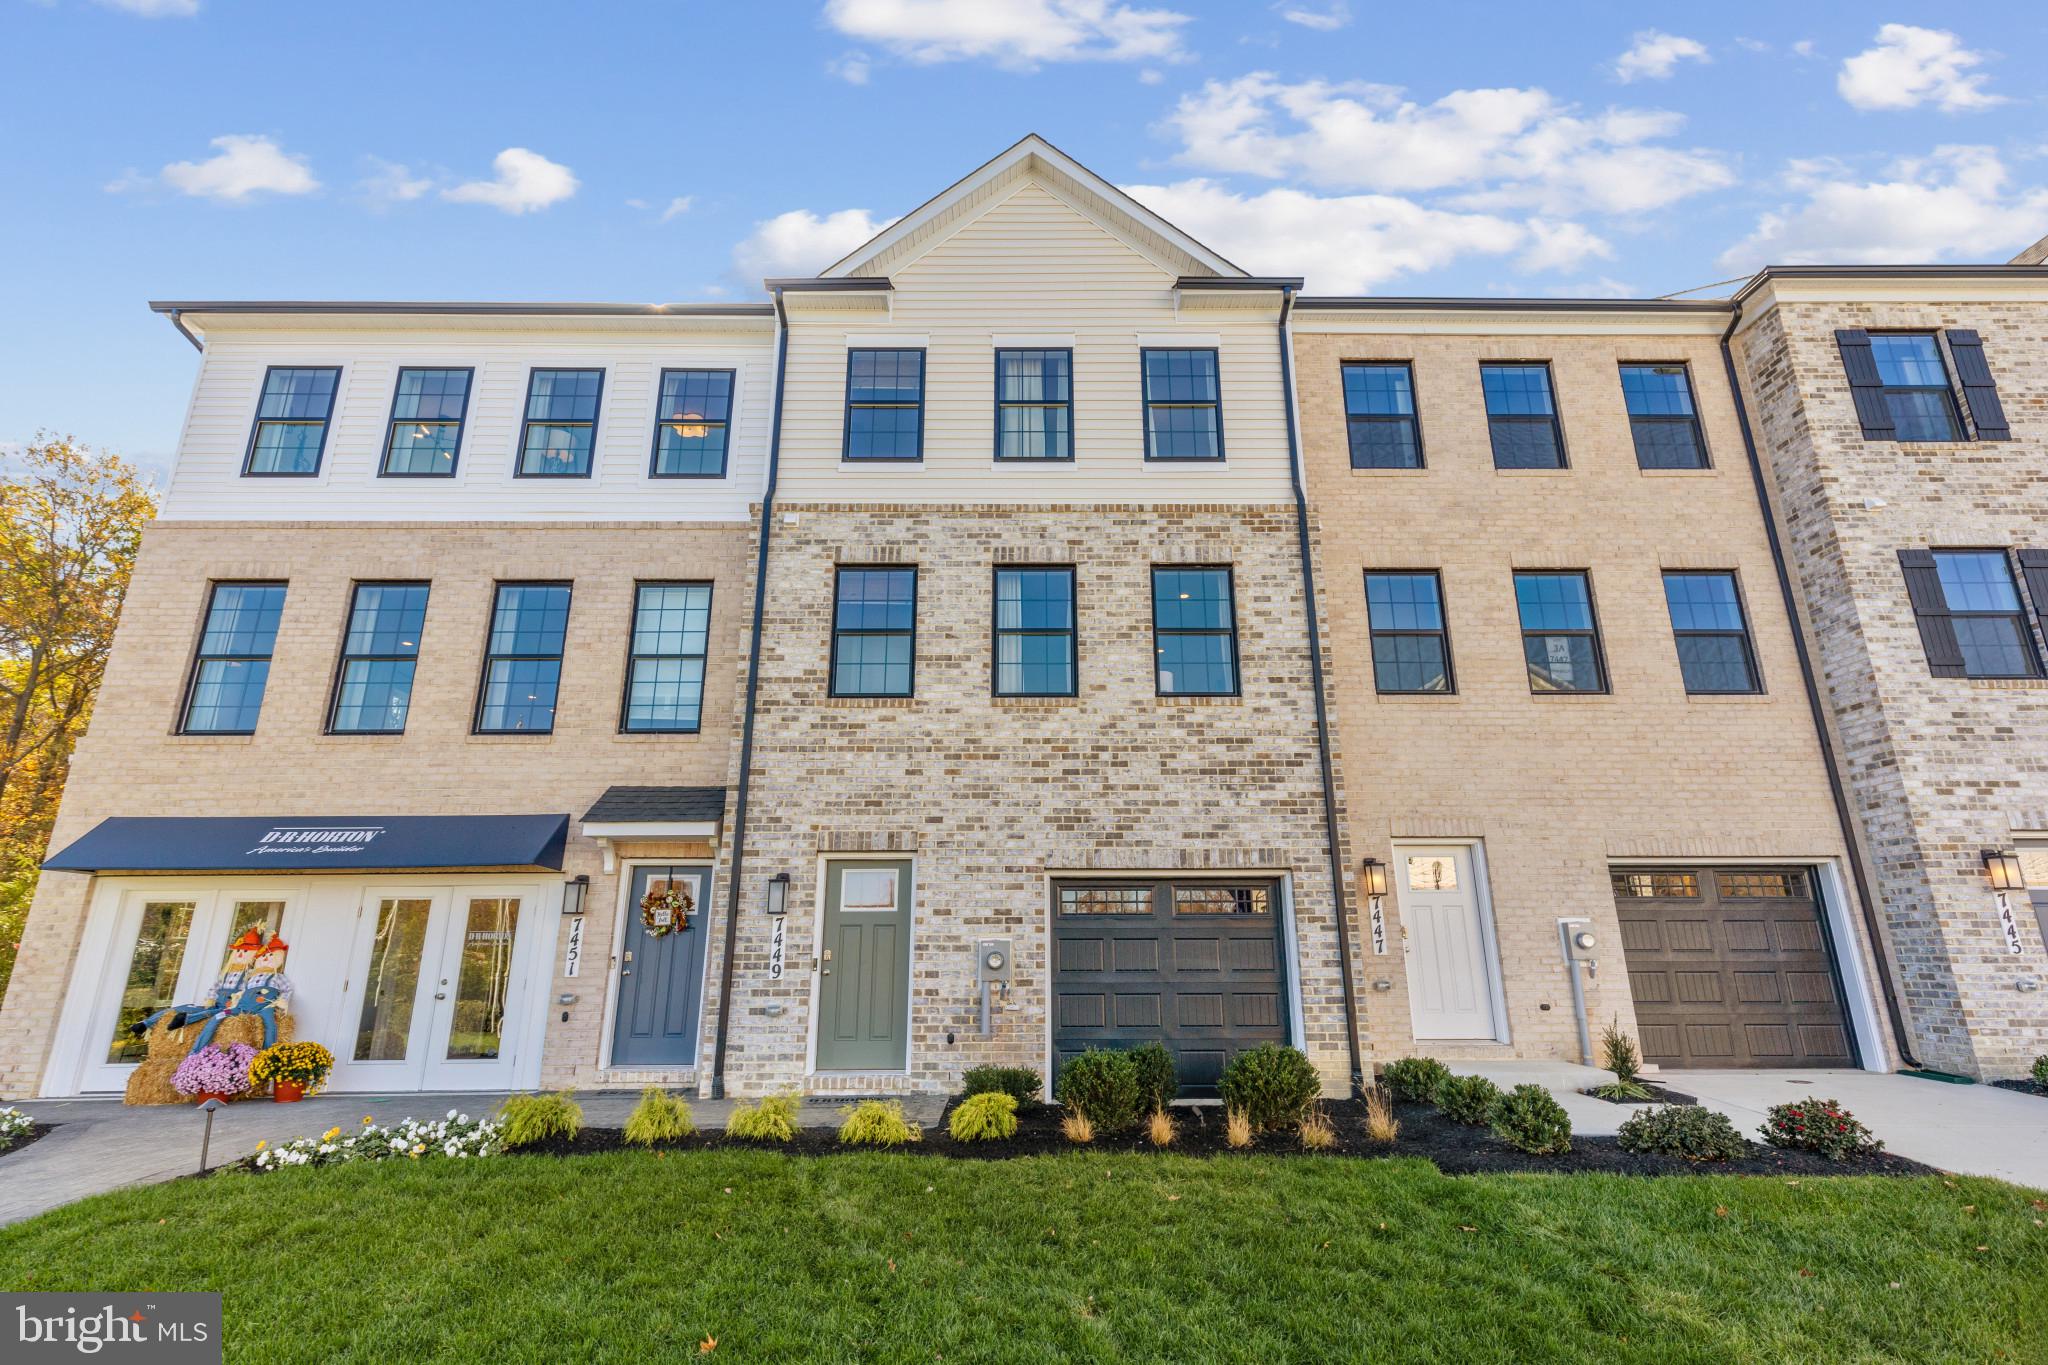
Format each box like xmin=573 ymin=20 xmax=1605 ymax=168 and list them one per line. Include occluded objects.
xmin=1 ymin=1151 xmax=2042 ymax=1363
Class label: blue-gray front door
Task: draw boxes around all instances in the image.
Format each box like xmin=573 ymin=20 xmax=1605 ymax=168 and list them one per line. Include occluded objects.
xmin=610 ymin=865 xmax=710 ymax=1067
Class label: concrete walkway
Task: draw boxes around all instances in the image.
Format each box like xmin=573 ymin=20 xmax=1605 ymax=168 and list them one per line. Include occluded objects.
xmin=0 ymin=1090 xmax=948 ymax=1228
xmin=1451 ymin=1060 xmax=2048 ymax=1189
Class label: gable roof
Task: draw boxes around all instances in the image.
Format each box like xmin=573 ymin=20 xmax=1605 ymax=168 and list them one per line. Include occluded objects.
xmin=818 ymin=133 xmax=1245 ymax=282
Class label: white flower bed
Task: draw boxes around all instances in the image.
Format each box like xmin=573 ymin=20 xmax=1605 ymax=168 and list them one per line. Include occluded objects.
xmin=252 ymin=1110 xmax=504 ymax=1171
xmin=0 ymin=1106 xmax=33 ymax=1149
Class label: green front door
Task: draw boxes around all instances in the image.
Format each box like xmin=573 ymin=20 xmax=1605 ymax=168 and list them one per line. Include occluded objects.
xmin=817 ymin=859 xmax=911 ymax=1071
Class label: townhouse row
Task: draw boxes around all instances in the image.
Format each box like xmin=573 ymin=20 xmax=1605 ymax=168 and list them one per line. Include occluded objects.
xmin=2 ymin=137 xmax=2043 ymax=1103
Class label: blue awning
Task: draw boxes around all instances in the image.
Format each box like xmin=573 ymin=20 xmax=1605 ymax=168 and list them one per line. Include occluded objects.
xmin=43 ymin=815 xmax=570 ymax=874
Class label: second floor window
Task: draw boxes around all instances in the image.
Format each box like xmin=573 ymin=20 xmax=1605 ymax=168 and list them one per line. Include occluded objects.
xmin=652 ymin=369 xmax=734 ymax=477
xmin=1152 ymin=566 xmax=1238 ymax=695
xmin=994 ymin=567 xmax=1076 ymax=696
xmin=1342 ymin=363 xmax=1421 ymax=468
xmin=1482 ymin=363 xmax=1564 ymax=469
xmin=1142 ymin=349 xmax=1222 ymax=460
xmin=995 ymin=349 xmax=1073 ymax=460
xmin=330 ymin=582 xmax=430 ymax=733
xmin=623 ymin=583 xmax=712 ymax=732
xmin=1868 ymin=334 xmax=1963 ymax=442
xmin=518 ymin=369 xmax=603 ymax=477
xmin=1515 ymin=571 xmax=1605 ymax=693
xmin=844 ymin=350 xmax=925 ymax=460
xmin=1907 ymin=550 xmax=2041 ymax=679
xmin=831 ymin=567 xmax=916 ymax=696
xmin=1662 ymin=572 xmax=1759 ymax=694
xmin=476 ymin=583 xmax=571 ymax=733
xmin=382 ymin=368 xmax=472 ymax=477
xmin=183 ymin=582 xmax=286 ymax=734
xmin=245 ymin=367 xmax=339 ymax=476
xmin=1621 ymin=363 xmax=1706 ymax=469
xmin=1364 ymin=571 xmax=1452 ymax=693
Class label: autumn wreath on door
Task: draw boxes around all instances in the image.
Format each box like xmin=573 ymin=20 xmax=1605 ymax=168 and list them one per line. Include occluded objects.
xmin=641 ymin=880 xmax=695 ymax=936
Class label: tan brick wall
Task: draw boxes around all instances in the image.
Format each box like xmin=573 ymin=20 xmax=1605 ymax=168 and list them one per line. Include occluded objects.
xmin=0 ymin=520 xmax=751 ymax=1096
xmin=1292 ymin=327 xmax=1873 ymax=1066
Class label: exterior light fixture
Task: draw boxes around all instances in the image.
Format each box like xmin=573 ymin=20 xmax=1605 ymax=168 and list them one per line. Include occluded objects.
xmin=1984 ymin=849 xmax=2026 ymax=893
xmin=1360 ymin=857 xmax=1389 ymax=899
xmin=563 ymin=873 xmax=590 ymax=917
xmin=766 ymin=872 xmax=791 ymax=917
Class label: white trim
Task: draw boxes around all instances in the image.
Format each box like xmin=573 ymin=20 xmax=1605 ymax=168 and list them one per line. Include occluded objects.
xmin=992 ymin=334 xmax=1077 ymax=349
xmin=804 ymin=852 xmax=916 ymax=1078
xmin=581 ymin=820 xmax=718 ymax=840
xmin=1394 ymin=839 xmax=1511 ymax=1043
xmin=1135 ymin=332 xmax=1221 ymax=349
xmin=844 ymin=333 xmax=928 ymax=350
xmin=1277 ymin=873 xmax=1308 ymax=1054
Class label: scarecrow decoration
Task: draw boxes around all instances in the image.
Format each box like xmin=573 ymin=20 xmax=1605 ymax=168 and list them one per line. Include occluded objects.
xmin=123 ymin=931 xmax=298 ymax=1106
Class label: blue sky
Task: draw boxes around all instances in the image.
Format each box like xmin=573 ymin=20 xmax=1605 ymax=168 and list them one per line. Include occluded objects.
xmin=4 ymin=1 xmax=2045 ymax=468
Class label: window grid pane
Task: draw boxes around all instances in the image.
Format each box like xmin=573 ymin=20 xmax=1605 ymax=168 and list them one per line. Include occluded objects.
xmin=1365 ymin=572 xmax=1451 ymax=693
xmin=247 ymin=368 xmax=339 ymax=475
xmin=1143 ymin=349 xmax=1222 ymax=460
xmin=653 ymin=370 xmax=733 ymax=477
xmin=383 ymin=369 xmax=470 ymax=476
xmin=996 ymin=350 xmax=1073 ymax=460
xmin=845 ymin=350 xmax=924 ymax=460
xmin=1935 ymin=551 xmax=2039 ymax=677
xmin=1483 ymin=364 xmax=1563 ymax=469
xmin=832 ymin=568 xmax=917 ymax=697
xmin=1152 ymin=567 xmax=1237 ymax=695
xmin=477 ymin=584 xmax=570 ymax=732
xmin=184 ymin=583 xmax=285 ymax=733
xmin=1621 ymin=364 xmax=1705 ymax=469
xmin=517 ymin=370 xmax=601 ymax=476
xmin=624 ymin=583 xmax=712 ymax=731
xmin=331 ymin=582 xmax=429 ymax=733
xmin=1869 ymin=336 xmax=1962 ymax=441
xmin=1515 ymin=572 xmax=1604 ymax=693
xmin=994 ymin=567 xmax=1076 ymax=696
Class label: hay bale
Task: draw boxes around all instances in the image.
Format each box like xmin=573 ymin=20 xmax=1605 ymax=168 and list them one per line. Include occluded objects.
xmin=141 ymin=1014 xmax=202 ymax=1060
xmin=214 ymin=1007 xmax=294 ymax=1051
xmin=123 ymin=1055 xmax=185 ymax=1106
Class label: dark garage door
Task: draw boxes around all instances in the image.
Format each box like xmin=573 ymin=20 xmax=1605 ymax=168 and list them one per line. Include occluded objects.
xmin=1052 ymin=879 xmax=1288 ymax=1096
xmin=1613 ymin=867 xmax=1854 ymax=1068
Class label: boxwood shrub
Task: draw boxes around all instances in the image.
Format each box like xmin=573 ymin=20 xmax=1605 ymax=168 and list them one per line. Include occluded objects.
xmin=1128 ymin=1042 xmax=1179 ymax=1113
xmin=1490 ymin=1084 xmax=1571 ymax=1155
xmin=1055 ymin=1049 xmax=1142 ymax=1132
xmin=961 ymin=1065 xmax=1042 ymax=1106
xmin=1616 ymin=1104 xmax=1747 ymax=1161
xmin=1379 ymin=1057 xmax=1452 ymax=1104
xmin=1218 ymin=1044 xmax=1321 ymax=1131
xmin=1434 ymin=1073 xmax=1501 ymax=1126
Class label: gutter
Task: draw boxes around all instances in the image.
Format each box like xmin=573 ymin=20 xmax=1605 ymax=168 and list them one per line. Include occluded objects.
xmin=707 ymin=286 xmax=791 ymax=1100
xmin=163 ymin=308 xmax=203 ymax=352
xmin=1277 ymin=286 xmax=1367 ymax=1097
xmin=1717 ymin=305 xmax=1922 ymax=1071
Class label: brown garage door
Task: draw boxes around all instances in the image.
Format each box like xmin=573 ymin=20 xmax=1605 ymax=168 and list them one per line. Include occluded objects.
xmin=1052 ymin=879 xmax=1287 ymax=1097
xmin=1613 ymin=868 xmax=1853 ymax=1068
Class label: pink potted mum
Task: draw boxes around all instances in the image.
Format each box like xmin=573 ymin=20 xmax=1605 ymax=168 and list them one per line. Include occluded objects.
xmin=170 ymin=1042 xmax=256 ymax=1105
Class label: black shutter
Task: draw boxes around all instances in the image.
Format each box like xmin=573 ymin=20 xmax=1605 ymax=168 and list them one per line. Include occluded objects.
xmin=1836 ymin=329 xmax=1896 ymax=440
xmin=1944 ymin=329 xmax=2011 ymax=440
xmin=1898 ymin=549 xmax=1966 ymax=677
xmin=2019 ymin=550 xmax=2048 ymax=649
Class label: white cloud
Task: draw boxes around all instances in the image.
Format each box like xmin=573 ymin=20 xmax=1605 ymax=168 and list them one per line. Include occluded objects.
xmin=135 ymin=134 xmax=319 ymax=201
xmin=1791 ymin=40 xmax=1814 ymax=59
xmin=94 ymin=0 xmax=198 ymax=15
xmin=1517 ymin=219 xmax=1612 ymax=273
xmin=829 ymin=51 xmax=873 ymax=84
xmin=660 ymin=196 xmax=694 ymax=222
xmin=823 ymin=0 xmax=1191 ymax=69
xmin=358 ymin=157 xmax=433 ymax=209
xmin=1720 ymin=145 xmax=2048 ymax=270
xmin=442 ymin=148 xmax=577 ymax=214
xmin=1162 ymin=73 xmax=1732 ymax=215
xmin=1276 ymin=1 xmax=1348 ymax=31
xmin=731 ymin=207 xmax=899 ymax=280
xmin=1837 ymin=25 xmax=2001 ymax=113
xmin=1137 ymin=67 xmax=1163 ymax=85
xmin=1613 ymin=31 xmax=1707 ymax=83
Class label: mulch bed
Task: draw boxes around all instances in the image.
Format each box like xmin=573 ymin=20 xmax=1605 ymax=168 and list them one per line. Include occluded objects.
xmin=1990 ymin=1079 xmax=2046 ymax=1099
xmin=0 ymin=1124 xmax=55 ymax=1160
xmin=1578 ymin=1082 xmax=1698 ymax=1107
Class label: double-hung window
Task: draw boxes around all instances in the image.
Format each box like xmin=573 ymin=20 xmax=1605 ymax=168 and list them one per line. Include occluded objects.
xmin=1364 ymin=571 xmax=1452 ymax=693
xmin=475 ymin=584 xmax=571 ymax=733
xmin=1621 ymin=363 xmax=1706 ymax=469
xmin=1482 ymin=363 xmax=1565 ymax=469
xmin=831 ymin=567 xmax=916 ymax=697
xmin=993 ymin=567 xmax=1076 ymax=696
xmin=651 ymin=369 xmax=734 ymax=477
xmin=182 ymin=583 xmax=286 ymax=734
xmin=1911 ymin=550 xmax=2041 ymax=678
xmin=622 ymin=583 xmax=712 ymax=731
xmin=330 ymin=582 xmax=430 ymax=733
xmin=1868 ymin=335 xmax=1964 ymax=442
xmin=1152 ymin=566 xmax=1238 ymax=696
xmin=995 ymin=349 xmax=1073 ymax=460
xmin=1142 ymin=349 xmax=1222 ymax=460
xmin=382 ymin=368 xmax=471 ymax=476
xmin=517 ymin=369 xmax=603 ymax=477
xmin=1514 ymin=571 xmax=1606 ymax=693
xmin=1661 ymin=572 xmax=1759 ymax=694
xmin=244 ymin=367 xmax=339 ymax=476
xmin=1341 ymin=363 xmax=1421 ymax=468
xmin=844 ymin=350 xmax=925 ymax=461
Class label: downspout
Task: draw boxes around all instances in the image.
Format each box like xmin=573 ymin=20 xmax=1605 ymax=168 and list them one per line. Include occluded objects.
xmin=1277 ymin=286 xmax=1367 ymax=1096
xmin=708 ymin=287 xmax=790 ymax=1100
xmin=1718 ymin=302 xmax=1922 ymax=1070
xmin=167 ymin=308 xmax=203 ymax=352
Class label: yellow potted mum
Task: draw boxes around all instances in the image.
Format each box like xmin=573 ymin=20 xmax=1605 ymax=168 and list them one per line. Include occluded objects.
xmin=250 ymin=1041 xmax=335 ymax=1102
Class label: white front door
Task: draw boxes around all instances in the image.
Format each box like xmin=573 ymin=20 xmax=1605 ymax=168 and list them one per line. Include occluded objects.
xmin=1399 ymin=845 xmax=1501 ymax=1040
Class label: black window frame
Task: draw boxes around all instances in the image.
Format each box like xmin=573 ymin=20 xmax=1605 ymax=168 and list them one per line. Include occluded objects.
xmin=1141 ymin=347 xmax=1225 ymax=462
xmin=514 ymin=368 xmax=605 ymax=479
xmin=1513 ymin=570 xmax=1609 ymax=695
xmin=179 ymin=580 xmax=288 ymax=735
xmin=1619 ymin=361 xmax=1709 ymax=470
xmin=472 ymin=581 xmax=573 ymax=735
xmin=991 ymin=564 xmax=1078 ymax=698
xmin=648 ymin=367 xmax=736 ymax=479
xmin=378 ymin=367 xmax=473 ymax=479
xmin=1866 ymin=332 xmax=1966 ymax=443
xmin=1363 ymin=569 xmax=1455 ymax=695
xmin=828 ymin=565 xmax=919 ymax=698
xmin=1340 ymin=361 xmax=1424 ymax=469
xmin=842 ymin=349 xmax=926 ymax=463
xmin=1661 ymin=570 xmax=1762 ymax=695
xmin=1150 ymin=564 xmax=1241 ymax=698
xmin=1481 ymin=361 xmax=1567 ymax=470
xmin=326 ymin=580 xmax=431 ymax=734
xmin=1932 ymin=548 xmax=2042 ymax=679
xmin=993 ymin=348 xmax=1075 ymax=462
xmin=619 ymin=580 xmax=715 ymax=733
xmin=242 ymin=365 xmax=342 ymax=478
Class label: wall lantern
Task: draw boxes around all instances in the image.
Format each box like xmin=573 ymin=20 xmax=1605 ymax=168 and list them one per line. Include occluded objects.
xmin=1984 ymin=849 xmax=2026 ymax=893
xmin=1360 ymin=858 xmax=1389 ymax=900
xmin=766 ymin=872 xmax=791 ymax=917
xmin=563 ymin=874 xmax=590 ymax=917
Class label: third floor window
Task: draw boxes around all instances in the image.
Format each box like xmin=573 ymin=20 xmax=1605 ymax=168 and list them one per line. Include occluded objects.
xmin=1621 ymin=363 xmax=1706 ymax=469
xmin=382 ymin=368 xmax=472 ymax=477
xmin=1142 ymin=349 xmax=1222 ymax=460
xmin=245 ymin=367 xmax=339 ymax=476
xmin=518 ymin=369 xmax=603 ymax=478
xmin=652 ymin=369 xmax=734 ymax=477
xmin=1482 ymin=363 xmax=1564 ymax=469
xmin=995 ymin=349 xmax=1073 ymax=460
xmin=1342 ymin=362 xmax=1421 ymax=469
xmin=844 ymin=350 xmax=925 ymax=461
xmin=1866 ymin=334 xmax=1964 ymax=442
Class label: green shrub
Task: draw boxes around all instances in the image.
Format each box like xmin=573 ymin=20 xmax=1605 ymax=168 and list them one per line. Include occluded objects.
xmin=1490 ymin=1084 xmax=1572 ymax=1155
xmin=726 ymin=1092 xmax=802 ymax=1143
xmin=838 ymin=1099 xmax=922 ymax=1147
xmin=960 ymin=1065 xmax=1042 ymax=1106
xmin=946 ymin=1091 xmax=1019 ymax=1142
xmin=1218 ymin=1044 xmax=1321 ymax=1131
xmin=1592 ymin=1018 xmax=1653 ymax=1100
xmin=2032 ymin=1055 xmax=2048 ymax=1091
xmin=1616 ymin=1105 xmax=1747 ymax=1162
xmin=1758 ymin=1097 xmax=1882 ymax=1161
xmin=1055 ymin=1050 xmax=1142 ymax=1132
xmin=1128 ymin=1042 xmax=1179 ymax=1112
xmin=497 ymin=1091 xmax=582 ymax=1150
xmin=1379 ymin=1057 xmax=1452 ymax=1104
xmin=1434 ymin=1073 xmax=1501 ymax=1126
xmin=622 ymin=1088 xmax=695 ymax=1146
